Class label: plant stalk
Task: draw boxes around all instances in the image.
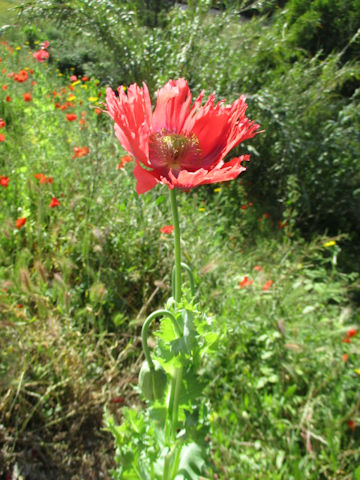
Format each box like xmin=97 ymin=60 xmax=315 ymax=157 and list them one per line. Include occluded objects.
xmin=169 ymin=188 xmax=181 ymax=303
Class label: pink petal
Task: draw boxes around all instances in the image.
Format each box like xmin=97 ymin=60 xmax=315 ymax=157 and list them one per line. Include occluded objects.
xmin=133 ymin=163 xmax=159 ymax=194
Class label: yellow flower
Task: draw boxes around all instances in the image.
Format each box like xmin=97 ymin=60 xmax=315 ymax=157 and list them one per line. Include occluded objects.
xmin=199 ymin=207 xmax=205 ymax=212
xmin=58 ymin=73 xmax=63 ymax=77
xmin=34 ymin=40 xmax=39 ymax=45
xmin=88 ymin=96 xmax=98 ymax=102
xmin=214 ymin=187 xmax=221 ymax=193
xmin=68 ymin=95 xmax=76 ymax=101
xmin=355 ymin=369 xmax=360 ymax=375
xmin=67 ymin=138 xmax=72 ymax=143
xmin=80 ymin=84 xmax=88 ymax=90
xmin=323 ymin=240 xmax=336 ymax=248
xmin=16 ymin=46 xmax=21 ymax=50
xmin=71 ymin=80 xmax=81 ymax=87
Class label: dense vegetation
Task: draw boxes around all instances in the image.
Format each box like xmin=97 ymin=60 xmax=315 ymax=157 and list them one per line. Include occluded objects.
xmin=0 ymin=0 xmax=359 ymax=478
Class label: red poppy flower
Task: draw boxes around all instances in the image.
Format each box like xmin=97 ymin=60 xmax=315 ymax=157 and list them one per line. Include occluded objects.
xmin=239 ymin=276 xmax=253 ymax=288
xmin=33 ymin=49 xmax=49 ymax=63
xmin=106 ymin=78 xmax=260 ymax=194
xmin=111 ymin=396 xmax=125 ymax=404
xmin=117 ymin=155 xmax=132 ymax=169
xmin=241 ymin=205 xmax=247 ymax=210
xmin=342 ymin=353 xmax=349 ymax=362
xmin=347 ymin=420 xmax=356 ymax=432
xmin=39 ymin=175 xmax=53 ymax=184
xmin=16 ymin=217 xmax=26 ymax=229
xmin=253 ymin=265 xmax=263 ymax=271
xmin=66 ymin=113 xmax=77 ymax=122
xmin=342 ymin=337 xmax=351 ymax=344
xmin=82 ymin=76 xmax=89 ymax=82
xmin=14 ymin=70 xmax=28 ymax=83
xmin=0 ymin=133 xmax=5 ymax=142
xmin=72 ymin=146 xmax=90 ymax=158
xmin=5 ymin=96 xmax=11 ymax=102
xmin=70 ymin=75 xmax=77 ymax=82
xmin=346 ymin=329 xmax=357 ymax=338
xmin=262 ymin=280 xmax=274 ymax=291
xmin=24 ymin=92 xmax=32 ymax=102
xmin=2 ymin=85 xmax=7 ymax=90
xmin=0 ymin=175 xmax=9 ymax=187
xmin=160 ymin=225 xmax=174 ymax=234
xmin=95 ymin=108 xmax=102 ymax=115
xmin=49 ymin=197 xmax=60 ymax=208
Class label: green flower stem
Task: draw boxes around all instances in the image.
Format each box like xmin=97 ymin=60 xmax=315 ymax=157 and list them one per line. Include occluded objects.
xmin=169 ymin=188 xmax=182 ymax=303
xmin=141 ymin=309 xmax=181 ymax=370
xmin=169 ymin=188 xmax=184 ymax=446
xmin=171 ymin=365 xmax=183 ymax=439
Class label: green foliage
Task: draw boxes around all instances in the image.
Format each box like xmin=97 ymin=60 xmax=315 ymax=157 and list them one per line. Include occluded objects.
xmin=278 ymin=0 xmax=360 ymax=57
xmin=105 ymin=295 xmax=217 ymax=478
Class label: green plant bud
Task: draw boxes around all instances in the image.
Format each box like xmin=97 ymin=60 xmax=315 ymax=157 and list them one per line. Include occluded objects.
xmin=138 ymin=360 xmax=167 ymax=402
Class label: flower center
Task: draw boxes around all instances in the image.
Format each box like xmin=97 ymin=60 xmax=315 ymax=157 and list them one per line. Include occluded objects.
xmin=149 ymin=130 xmax=201 ymax=174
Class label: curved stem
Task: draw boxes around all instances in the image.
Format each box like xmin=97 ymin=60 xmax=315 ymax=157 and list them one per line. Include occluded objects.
xmin=169 ymin=189 xmax=181 ymax=303
xmin=141 ymin=309 xmax=182 ymax=370
xmin=172 ymin=262 xmax=195 ymax=297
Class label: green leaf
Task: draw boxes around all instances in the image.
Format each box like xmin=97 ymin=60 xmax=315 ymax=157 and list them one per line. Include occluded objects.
xmin=174 ymin=442 xmax=206 ymax=480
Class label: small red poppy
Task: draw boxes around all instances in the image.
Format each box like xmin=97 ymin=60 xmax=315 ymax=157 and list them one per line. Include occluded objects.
xmin=72 ymin=146 xmax=90 ymax=158
xmin=66 ymin=113 xmax=77 ymax=122
xmin=14 ymin=70 xmax=28 ymax=83
xmin=70 ymin=75 xmax=77 ymax=82
xmin=347 ymin=420 xmax=356 ymax=432
xmin=346 ymin=329 xmax=357 ymax=338
xmin=2 ymin=85 xmax=7 ymax=90
xmin=82 ymin=76 xmax=89 ymax=82
xmin=239 ymin=276 xmax=253 ymax=288
xmin=49 ymin=197 xmax=60 ymax=208
xmin=0 ymin=175 xmax=9 ymax=187
xmin=16 ymin=217 xmax=26 ymax=229
xmin=342 ymin=354 xmax=349 ymax=362
xmin=23 ymin=92 xmax=32 ymax=102
xmin=111 ymin=396 xmax=125 ymax=404
xmin=33 ymin=49 xmax=49 ymax=63
xmin=0 ymin=133 xmax=5 ymax=142
xmin=262 ymin=280 xmax=274 ymax=291
xmin=5 ymin=96 xmax=11 ymax=102
xmin=117 ymin=155 xmax=132 ymax=169
xmin=253 ymin=265 xmax=263 ymax=271
xmin=0 ymin=119 xmax=6 ymax=128
xmin=160 ymin=225 xmax=174 ymax=234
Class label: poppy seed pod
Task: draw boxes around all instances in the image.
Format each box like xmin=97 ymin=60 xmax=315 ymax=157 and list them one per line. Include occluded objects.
xmin=139 ymin=360 xmax=167 ymax=402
